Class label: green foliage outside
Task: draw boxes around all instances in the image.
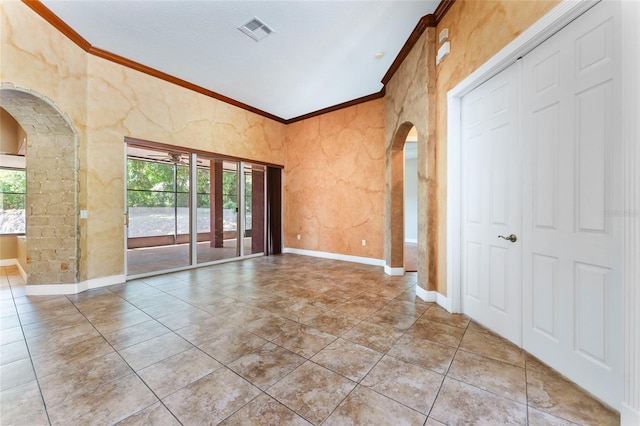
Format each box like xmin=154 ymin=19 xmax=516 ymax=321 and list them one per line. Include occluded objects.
xmin=0 ymin=169 xmax=26 ymax=210
xmin=126 ymin=159 xmax=251 ymax=210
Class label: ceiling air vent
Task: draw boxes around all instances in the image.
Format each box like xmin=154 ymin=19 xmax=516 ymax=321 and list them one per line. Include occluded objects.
xmin=238 ymin=17 xmax=274 ymax=42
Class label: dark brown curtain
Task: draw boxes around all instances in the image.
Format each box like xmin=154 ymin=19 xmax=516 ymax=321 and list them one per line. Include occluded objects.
xmin=266 ymin=167 xmax=282 ymax=255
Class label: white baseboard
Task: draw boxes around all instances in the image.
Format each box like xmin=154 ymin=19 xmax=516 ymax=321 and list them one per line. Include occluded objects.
xmin=384 ymin=265 xmax=405 ymax=276
xmin=283 ymin=248 xmax=384 ymax=267
xmin=416 ymin=285 xmax=452 ymax=312
xmin=0 ymin=258 xmax=27 ymax=283
xmin=25 ymin=274 xmax=125 ymax=296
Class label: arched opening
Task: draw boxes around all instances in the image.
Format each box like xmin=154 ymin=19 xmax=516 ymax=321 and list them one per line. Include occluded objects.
xmin=386 ymin=121 xmax=415 ymax=276
xmin=403 ymin=127 xmax=418 ymax=272
xmin=0 ymin=85 xmax=79 ymax=286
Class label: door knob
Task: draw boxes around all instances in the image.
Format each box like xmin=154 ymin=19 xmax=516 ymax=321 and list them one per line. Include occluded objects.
xmin=498 ymin=234 xmax=517 ymax=243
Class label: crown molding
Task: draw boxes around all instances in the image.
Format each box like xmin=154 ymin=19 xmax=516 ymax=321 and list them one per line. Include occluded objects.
xmin=21 ymin=0 xmax=454 ymax=124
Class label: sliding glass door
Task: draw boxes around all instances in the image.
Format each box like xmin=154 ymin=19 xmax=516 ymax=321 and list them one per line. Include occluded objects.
xmin=126 ymin=142 xmax=268 ymax=277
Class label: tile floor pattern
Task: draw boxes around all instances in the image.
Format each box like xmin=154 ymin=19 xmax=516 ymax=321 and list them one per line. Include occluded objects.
xmin=0 ymin=256 xmax=619 ymax=425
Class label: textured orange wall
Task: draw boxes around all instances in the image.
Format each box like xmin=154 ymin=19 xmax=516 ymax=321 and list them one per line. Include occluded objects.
xmin=284 ymin=99 xmax=386 ymax=259
xmin=434 ymin=0 xmax=560 ymax=294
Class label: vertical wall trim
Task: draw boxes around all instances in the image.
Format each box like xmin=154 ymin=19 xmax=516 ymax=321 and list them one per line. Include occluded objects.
xmin=621 ymin=0 xmax=640 ymax=423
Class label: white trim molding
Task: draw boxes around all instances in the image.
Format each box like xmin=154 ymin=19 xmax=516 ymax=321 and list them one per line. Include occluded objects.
xmin=25 ymin=274 xmax=125 ymax=296
xmin=283 ymin=247 xmax=385 ymax=267
xmin=384 ymin=265 xmax=405 ymax=276
xmin=415 ymin=285 xmax=452 ymax=312
xmin=621 ymin=0 xmax=640 ymax=423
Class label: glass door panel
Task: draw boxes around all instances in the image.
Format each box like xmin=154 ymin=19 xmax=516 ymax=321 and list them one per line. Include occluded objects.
xmin=244 ymin=163 xmax=265 ymax=255
xmin=196 ymin=157 xmax=240 ymax=264
xmin=126 ymin=145 xmax=191 ymax=276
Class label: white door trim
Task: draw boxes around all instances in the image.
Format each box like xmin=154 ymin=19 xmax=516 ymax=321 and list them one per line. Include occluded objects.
xmin=446 ymin=0 xmax=639 ymax=421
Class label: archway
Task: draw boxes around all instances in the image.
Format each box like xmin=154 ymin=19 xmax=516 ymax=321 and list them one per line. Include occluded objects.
xmin=385 ymin=121 xmax=415 ymax=275
xmin=0 ymin=85 xmax=79 ymax=285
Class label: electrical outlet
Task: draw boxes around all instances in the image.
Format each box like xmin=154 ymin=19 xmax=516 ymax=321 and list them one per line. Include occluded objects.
xmin=297 ymin=234 xmax=301 ymax=240
xmin=362 ymin=240 xmax=366 ymax=246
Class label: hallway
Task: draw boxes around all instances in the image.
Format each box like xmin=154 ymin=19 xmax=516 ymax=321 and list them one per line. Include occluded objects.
xmin=0 ymin=256 xmax=617 ymax=425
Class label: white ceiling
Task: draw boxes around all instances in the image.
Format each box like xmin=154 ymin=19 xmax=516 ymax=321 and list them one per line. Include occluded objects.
xmin=40 ymin=0 xmax=439 ymax=121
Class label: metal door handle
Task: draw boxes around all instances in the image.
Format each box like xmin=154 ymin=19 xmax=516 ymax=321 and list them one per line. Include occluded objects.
xmin=498 ymin=234 xmax=517 ymax=243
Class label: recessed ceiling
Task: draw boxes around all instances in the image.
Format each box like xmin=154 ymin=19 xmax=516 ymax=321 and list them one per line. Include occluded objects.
xmin=39 ymin=1 xmax=439 ymax=121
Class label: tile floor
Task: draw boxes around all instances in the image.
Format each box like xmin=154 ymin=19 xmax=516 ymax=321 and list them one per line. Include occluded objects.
xmin=0 ymin=255 xmax=619 ymax=425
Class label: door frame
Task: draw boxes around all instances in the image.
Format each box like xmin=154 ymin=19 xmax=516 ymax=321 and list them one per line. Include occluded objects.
xmin=446 ymin=0 xmax=639 ymax=421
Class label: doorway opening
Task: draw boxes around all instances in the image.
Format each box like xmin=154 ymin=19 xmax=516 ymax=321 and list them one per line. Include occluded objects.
xmin=404 ymin=127 xmax=418 ymax=272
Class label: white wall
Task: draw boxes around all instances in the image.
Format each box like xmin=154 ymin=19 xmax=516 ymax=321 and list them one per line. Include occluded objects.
xmin=404 ymin=150 xmax=418 ymax=243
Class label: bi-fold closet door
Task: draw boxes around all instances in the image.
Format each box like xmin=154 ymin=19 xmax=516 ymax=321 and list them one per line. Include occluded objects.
xmin=461 ymin=0 xmax=622 ymax=409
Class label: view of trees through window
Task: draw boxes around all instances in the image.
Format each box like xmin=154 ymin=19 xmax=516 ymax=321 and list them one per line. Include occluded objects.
xmin=126 ymin=158 xmax=251 ymax=238
xmin=0 ymin=168 xmax=26 ymax=234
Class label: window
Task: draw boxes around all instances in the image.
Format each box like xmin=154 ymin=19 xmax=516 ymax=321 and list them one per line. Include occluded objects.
xmin=126 ymin=158 xmax=190 ymax=238
xmin=0 ymin=168 xmax=26 ymax=234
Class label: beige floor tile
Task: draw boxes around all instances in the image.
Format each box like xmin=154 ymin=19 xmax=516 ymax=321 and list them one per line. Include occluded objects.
xmin=383 ymin=298 xmax=431 ymax=317
xmin=331 ymin=299 xmax=384 ymax=319
xmin=0 ymin=314 xmax=20 ymax=331
xmin=307 ymin=293 xmax=349 ymax=311
xmin=219 ymin=393 xmax=312 ymax=425
xmin=174 ymin=314 xmax=239 ymax=346
xmin=137 ymin=347 xmax=222 ymax=398
xmin=387 ymin=334 xmax=456 ymax=374
xmin=0 ymin=338 xmax=29 ymax=366
xmin=360 ymin=354 xmax=443 ymax=414
xmin=118 ymin=332 xmax=193 ymax=371
xmin=310 ymin=338 xmax=382 ymax=382
xmin=243 ymin=314 xmax=298 ymax=341
xmin=0 ymin=256 xmax=621 ymax=425
xmin=422 ymin=305 xmax=470 ymax=329
xmin=89 ymin=309 xmax=154 ymax=334
xmin=16 ymin=302 xmax=79 ymax=325
xmin=140 ymin=298 xmax=195 ymax=318
xmin=14 ymin=295 xmax=72 ymax=312
xmin=103 ymin=319 xmax=171 ymax=350
xmin=448 ymin=349 xmax=527 ymax=403
xmin=21 ymin=310 xmax=88 ymax=339
xmin=459 ymin=324 xmax=525 ymax=368
xmin=527 ymin=368 xmax=619 ymax=425
xmin=304 ymin=310 xmax=360 ymax=336
xmin=228 ymin=342 xmax=305 ymax=390
xmin=0 ymin=380 xmax=49 ymax=425
xmin=0 ymin=357 xmax=36 ymax=391
xmin=26 ymin=321 xmax=101 ymax=355
xmin=163 ymin=367 xmax=260 ymax=425
xmin=115 ymin=401 xmax=181 ymax=426
xmin=430 ymin=377 xmax=527 ymax=425
xmin=39 ymin=351 xmax=133 ymax=407
xmin=324 ymin=385 xmax=426 ymax=426
xmin=341 ymin=321 xmax=404 ymax=352
xmin=528 ymin=406 xmax=580 ymax=425
xmin=364 ymin=307 xmax=418 ymax=331
xmin=271 ymin=322 xmax=337 ymax=358
xmin=267 ymin=361 xmax=356 ymax=425
xmin=47 ymin=372 xmax=157 ymax=425
xmin=198 ymin=329 xmax=269 ymax=364
xmin=31 ymin=335 xmax=114 ymax=378
xmin=406 ymin=317 xmax=465 ymax=347
xmin=155 ymin=306 xmax=214 ymax=330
